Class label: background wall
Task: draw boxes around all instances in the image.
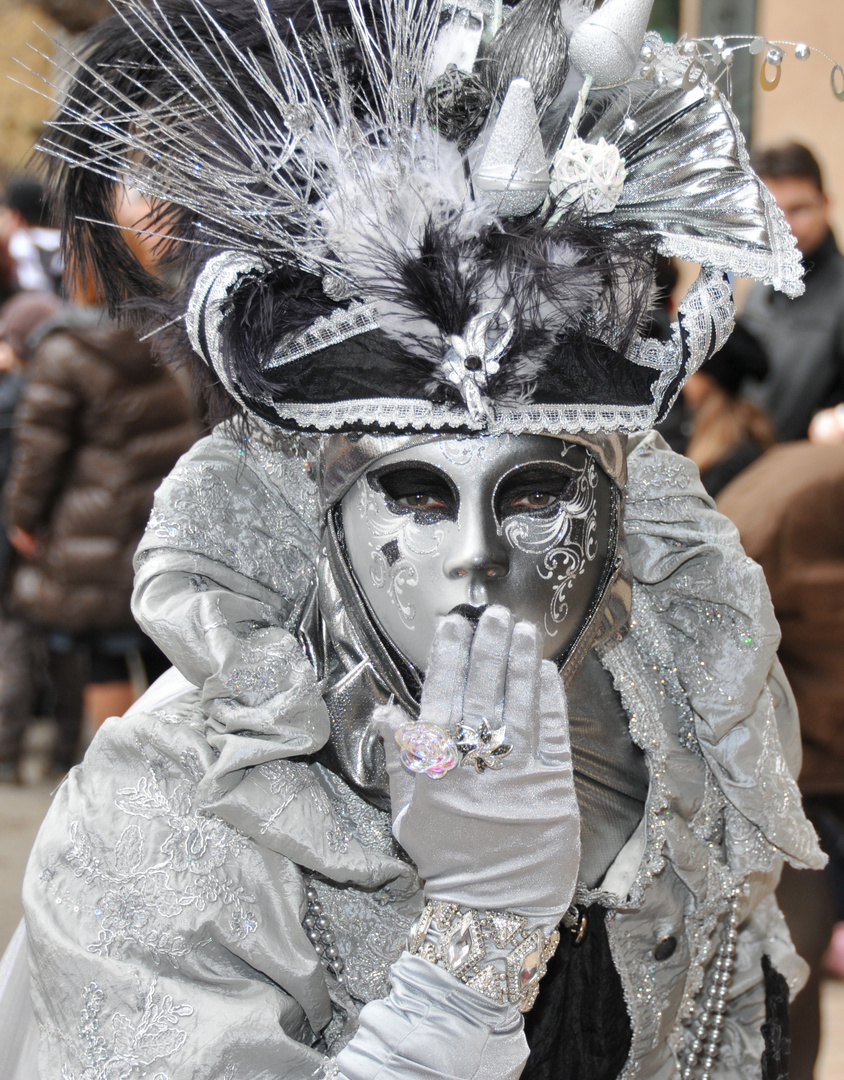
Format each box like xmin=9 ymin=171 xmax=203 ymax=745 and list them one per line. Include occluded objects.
xmin=0 ymin=0 xmax=107 ymax=180
xmin=0 ymin=4 xmax=61 ymax=180
xmin=682 ymin=0 xmax=844 ymax=240
xmin=754 ymin=2 xmax=844 ymax=240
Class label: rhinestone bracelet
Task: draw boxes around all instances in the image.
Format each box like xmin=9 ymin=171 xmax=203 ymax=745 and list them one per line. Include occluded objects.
xmin=406 ymin=900 xmax=560 ymax=1012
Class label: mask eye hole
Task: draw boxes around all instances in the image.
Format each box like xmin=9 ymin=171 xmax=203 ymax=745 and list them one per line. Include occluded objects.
xmin=496 ymin=465 xmax=574 ymax=520
xmin=369 ymin=463 xmax=457 ymax=520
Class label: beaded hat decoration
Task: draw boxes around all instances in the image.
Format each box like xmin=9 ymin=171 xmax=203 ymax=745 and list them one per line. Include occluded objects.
xmin=37 ymin=0 xmax=809 ymax=435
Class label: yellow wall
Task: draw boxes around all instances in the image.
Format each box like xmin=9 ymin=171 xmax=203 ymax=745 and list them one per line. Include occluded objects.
xmin=0 ymin=4 xmax=62 ymax=178
xmin=753 ymin=1 xmax=844 ymax=239
xmin=681 ymin=0 xmax=844 ymax=237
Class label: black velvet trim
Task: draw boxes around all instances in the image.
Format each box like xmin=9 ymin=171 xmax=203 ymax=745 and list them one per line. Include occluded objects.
xmin=523 ymin=906 xmax=632 ymax=1080
xmin=215 ymin=212 xmax=660 ymax=421
xmin=237 ymin=328 xmax=660 ymax=416
xmin=761 ymin=955 xmax=791 ymax=1080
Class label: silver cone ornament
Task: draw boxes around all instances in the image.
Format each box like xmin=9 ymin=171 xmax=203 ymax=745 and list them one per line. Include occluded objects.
xmin=568 ymin=0 xmax=656 ymax=86
xmin=474 ymin=78 xmax=550 ymax=217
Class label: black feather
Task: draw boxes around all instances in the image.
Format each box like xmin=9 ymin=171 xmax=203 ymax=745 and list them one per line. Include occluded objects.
xmin=212 ymin=204 xmax=655 ymax=419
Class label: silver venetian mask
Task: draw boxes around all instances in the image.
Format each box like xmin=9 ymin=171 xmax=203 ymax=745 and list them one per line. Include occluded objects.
xmin=339 ymin=435 xmax=616 ymax=669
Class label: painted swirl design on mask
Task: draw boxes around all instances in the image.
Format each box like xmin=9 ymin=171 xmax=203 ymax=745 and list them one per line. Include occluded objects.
xmin=354 ymin=478 xmax=445 ymax=628
xmin=369 ymin=549 xmax=418 ymax=626
xmin=502 ymin=454 xmax=599 ymax=634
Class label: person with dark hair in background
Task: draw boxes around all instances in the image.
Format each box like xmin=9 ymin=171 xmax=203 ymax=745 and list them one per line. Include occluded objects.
xmin=680 ymin=322 xmax=775 ymax=498
xmin=740 ymin=143 xmax=844 ymax=442
xmin=0 ymin=176 xmax=62 ymax=296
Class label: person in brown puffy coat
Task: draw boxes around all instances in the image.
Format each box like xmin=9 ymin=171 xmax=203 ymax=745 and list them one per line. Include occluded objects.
xmin=3 ymin=304 xmax=196 ymax=776
xmin=717 ymin=443 xmax=844 ymax=1080
xmin=0 ymin=291 xmax=66 ymax=784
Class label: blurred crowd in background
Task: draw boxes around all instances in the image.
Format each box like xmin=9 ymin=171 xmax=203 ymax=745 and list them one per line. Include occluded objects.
xmin=0 ymin=173 xmax=199 ymax=791
xmin=0 ymin=4 xmax=843 ymax=1080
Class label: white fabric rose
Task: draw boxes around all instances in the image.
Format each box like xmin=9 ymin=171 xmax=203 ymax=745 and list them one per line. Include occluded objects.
xmin=550 ymin=136 xmax=627 ymax=214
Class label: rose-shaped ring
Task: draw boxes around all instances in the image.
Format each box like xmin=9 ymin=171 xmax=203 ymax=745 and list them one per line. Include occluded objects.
xmin=395 ymin=722 xmax=460 ymax=778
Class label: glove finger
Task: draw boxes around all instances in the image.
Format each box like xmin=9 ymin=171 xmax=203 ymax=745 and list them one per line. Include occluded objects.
xmin=501 ymin=620 xmax=543 ymax=757
xmin=419 ymin=614 xmax=474 ymax=729
xmin=536 ymin=661 xmax=572 ymax=767
xmin=462 ymin=605 xmax=514 ymax=724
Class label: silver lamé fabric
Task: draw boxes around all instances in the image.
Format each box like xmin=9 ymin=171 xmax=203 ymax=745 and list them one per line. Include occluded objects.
xmin=591 ymin=34 xmax=803 ymax=296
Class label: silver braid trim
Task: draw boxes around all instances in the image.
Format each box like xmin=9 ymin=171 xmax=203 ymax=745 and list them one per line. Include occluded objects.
xmin=186 ymin=250 xmax=264 ymax=376
xmin=266 ymin=302 xmax=380 ymax=368
xmin=626 ymin=267 xmax=736 ymax=423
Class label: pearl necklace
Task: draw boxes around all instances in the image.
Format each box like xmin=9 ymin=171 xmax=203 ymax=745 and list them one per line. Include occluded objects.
xmin=304 ymin=884 xmax=345 ymax=978
xmin=681 ymin=891 xmax=740 ymax=1080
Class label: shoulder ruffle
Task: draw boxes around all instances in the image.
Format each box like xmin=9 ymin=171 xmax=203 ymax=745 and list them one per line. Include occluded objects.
xmin=620 ymin=431 xmax=823 ymax=875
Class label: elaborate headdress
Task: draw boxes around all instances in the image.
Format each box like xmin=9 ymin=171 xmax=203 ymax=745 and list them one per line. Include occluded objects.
xmin=39 ymin=0 xmax=803 ymax=435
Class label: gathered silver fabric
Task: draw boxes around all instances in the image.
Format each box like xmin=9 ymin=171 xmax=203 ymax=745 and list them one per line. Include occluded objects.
xmin=616 ymin=431 xmax=822 ymax=877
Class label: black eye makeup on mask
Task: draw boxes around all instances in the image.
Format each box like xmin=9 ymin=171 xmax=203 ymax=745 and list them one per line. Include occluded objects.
xmin=369 ymin=462 xmax=458 ymax=521
xmin=495 ymin=464 xmax=575 ymax=520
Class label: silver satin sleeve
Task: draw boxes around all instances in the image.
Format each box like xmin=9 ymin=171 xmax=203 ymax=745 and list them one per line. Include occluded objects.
xmin=333 ymin=955 xmax=527 ymax=1080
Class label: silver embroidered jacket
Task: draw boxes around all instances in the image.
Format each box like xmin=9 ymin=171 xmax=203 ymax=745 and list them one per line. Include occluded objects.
xmin=23 ymin=423 xmax=823 ymax=1080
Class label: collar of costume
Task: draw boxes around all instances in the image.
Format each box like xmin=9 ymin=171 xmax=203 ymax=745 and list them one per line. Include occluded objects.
xmin=46 ymin=0 xmax=803 ymax=438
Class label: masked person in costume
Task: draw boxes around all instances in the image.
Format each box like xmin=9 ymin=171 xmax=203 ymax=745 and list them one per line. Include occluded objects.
xmin=19 ymin=1 xmax=825 ymax=1078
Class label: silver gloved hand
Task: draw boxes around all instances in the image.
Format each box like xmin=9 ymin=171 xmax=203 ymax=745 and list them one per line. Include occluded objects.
xmin=376 ymin=604 xmax=580 ymax=925
xmin=336 ymin=606 xmax=577 ymax=1080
